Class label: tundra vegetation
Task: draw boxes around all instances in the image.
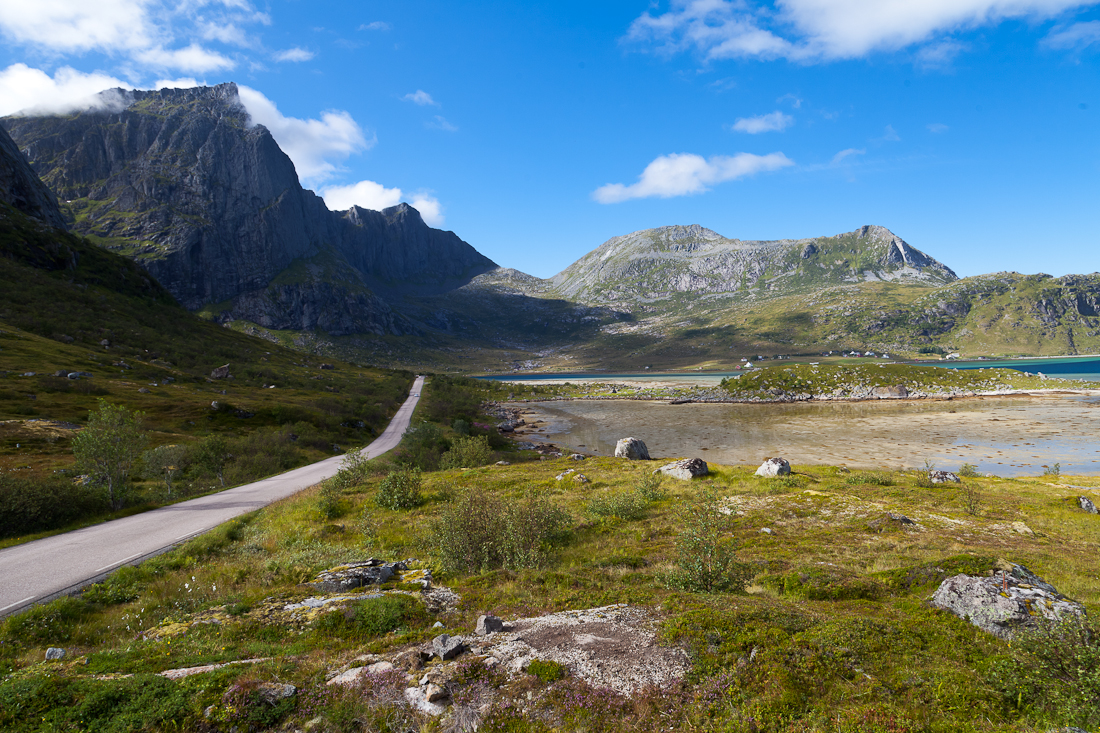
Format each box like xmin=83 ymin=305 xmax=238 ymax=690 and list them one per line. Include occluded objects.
xmin=0 ymin=376 xmax=1097 ymax=732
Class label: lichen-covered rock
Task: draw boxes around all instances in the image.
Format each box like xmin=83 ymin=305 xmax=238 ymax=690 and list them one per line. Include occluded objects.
xmin=656 ymin=458 xmax=709 ymax=480
xmin=755 ymin=458 xmax=791 ymax=477
xmin=930 ymin=470 xmax=961 ymax=484
xmin=1078 ymin=496 xmax=1098 ymax=514
xmin=307 ymin=559 xmax=415 ymax=593
xmin=432 ymin=634 xmax=465 ymax=660
xmin=931 ymin=563 xmax=1085 ymax=639
xmin=614 ymin=438 xmax=650 ymax=460
xmin=44 ymin=647 xmax=65 ymax=661
xmin=870 ymin=385 xmax=908 ymax=398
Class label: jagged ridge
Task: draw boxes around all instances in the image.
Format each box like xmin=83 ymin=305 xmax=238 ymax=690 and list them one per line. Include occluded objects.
xmin=2 ymin=84 xmax=496 ymax=335
xmin=550 ymin=223 xmax=957 ymax=303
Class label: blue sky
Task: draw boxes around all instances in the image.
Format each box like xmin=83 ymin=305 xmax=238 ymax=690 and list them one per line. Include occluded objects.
xmin=0 ymin=1 xmax=1097 ymax=279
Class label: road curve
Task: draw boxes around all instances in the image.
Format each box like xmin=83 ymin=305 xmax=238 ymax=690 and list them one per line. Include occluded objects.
xmin=0 ymin=375 xmax=425 ymax=619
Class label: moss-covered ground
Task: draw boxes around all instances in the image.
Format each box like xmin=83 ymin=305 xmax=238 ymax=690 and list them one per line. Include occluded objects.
xmin=2 ymin=375 xmax=1097 ymax=731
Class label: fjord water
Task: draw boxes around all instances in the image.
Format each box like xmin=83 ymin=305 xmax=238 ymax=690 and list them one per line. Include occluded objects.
xmin=522 ymin=395 xmax=1100 ymax=476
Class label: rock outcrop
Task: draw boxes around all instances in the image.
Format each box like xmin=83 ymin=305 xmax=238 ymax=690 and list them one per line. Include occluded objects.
xmin=931 ymin=562 xmax=1085 ymax=639
xmin=2 ymin=84 xmax=496 ymax=334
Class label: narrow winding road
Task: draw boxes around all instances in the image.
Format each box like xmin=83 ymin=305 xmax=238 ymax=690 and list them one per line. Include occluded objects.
xmin=0 ymin=375 xmax=425 ymax=619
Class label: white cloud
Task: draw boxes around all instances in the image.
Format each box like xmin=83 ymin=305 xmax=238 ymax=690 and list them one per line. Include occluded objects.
xmin=0 ymin=0 xmax=156 ymax=53
xmin=0 ymin=63 xmax=131 ymax=116
xmin=359 ymin=21 xmax=391 ymax=31
xmin=592 ymin=151 xmax=794 ymax=203
xmin=273 ymin=47 xmax=314 ymax=63
xmin=777 ymin=93 xmax=802 ymax=108
xmin=880 ymin=124 xmax=901 ymax=141
xmin=927 ymin=122 xmax=949 ymax=133
xmin=427 ymin=115 xmax=458 ymax=132
xmin=135 ymin=43 xmax=236 ymax=73
xmin=319 ymin=180 xmax=444 ymax=226
xmin=831 ymin=147 xmax=865 ymax=164
xmin=0 ymin=0 xmax=269 ymax=72
xmin=402 ymin=90 xmax=439 ymax=106
xmin=1044 ymin=20 xmax=1100 ymax=49
xmin=732 ymin=110 xmax=794 ymax=133
xmin=627 ymin=0 xmax=1100 ymax=63
xmin=238 ymin=85 xmax=372 ymax=184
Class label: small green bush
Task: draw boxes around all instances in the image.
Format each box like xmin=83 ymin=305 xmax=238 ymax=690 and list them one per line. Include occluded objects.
xmin=375 ymin=467 xmax=422 ymax=510
xmin=0 ymin=472 xmax=104 ymax=539
xmin=1043 ymin=463 xmax=1061 ymax=477
xmin=317 ymin=478 xmax=345 ymax=519
xmin=585 ymin=491 xmax=648 ymax=521
xmin=987 ymin=615 xmax=1100 ymax=729
xmin=432 ymin=488 xmax=571 ymax=573
xmin=527 ymin=659 xmax=568 ymax=683
xmin=439 ymin=434 xmax=493 ymax=470
xmin=452 ymin=418 xmax=470 ymax=435
xmin=844 ymin=471 xmax=895 ymax=486
xmin=634 ymin=472 xmax=667 ymax=502
xmin=314 ymin=594 xmax=428 ymax=640
xmin=666 ymin=488 xmax=745 ymax=593
xmin=958 ymin=462 xmax=980 ymax=478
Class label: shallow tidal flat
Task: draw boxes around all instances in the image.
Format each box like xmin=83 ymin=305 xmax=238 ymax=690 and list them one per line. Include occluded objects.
xmin=520 ymin=394 xmax=1100 ymax=475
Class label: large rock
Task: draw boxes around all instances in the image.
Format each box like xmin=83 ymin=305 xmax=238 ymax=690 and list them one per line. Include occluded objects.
xmin=755 ymin=458 xmax=791 ymax=477
xmin=476 ymin=614 xmax=505 ymax=635
xmin=931 ymin=563 xmax=1085 ymax=639
xmin=1079 ymin=496 xmax=1098 ymax=514
xmin=307 ymin=559 xmax=408 ymax=593
xmin=614 ymin=438 xmax=650 ymax=460
xmin=432 ymin=634 xmax=465 ymax=660
xmin=257 ymin=682 xmax=296 ymax=705
xmin=930 ymin=470 xmax=961 ymax=484
xmin=656 ymin=458 xmax=709 ymax=480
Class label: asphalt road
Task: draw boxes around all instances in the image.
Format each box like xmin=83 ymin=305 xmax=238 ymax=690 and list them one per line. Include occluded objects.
xmin=0 ymin=375 xmax=425 ymax=619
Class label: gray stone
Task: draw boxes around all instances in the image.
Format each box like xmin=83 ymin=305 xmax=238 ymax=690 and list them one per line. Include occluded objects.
xmin=45 ymin=647 xmax=65 ymax=661
xmin=870 ymin=384 xmax=908 ymax=398
xmin=930 ymin=471 xmax=961 ymax=484
xmin=307 ymin=559 xmax=410 ymax=593
xmin=614 ymin=437 xmax=650 ymax=461
xmin=1078 ymin=496 xmax=1098 ymax=514
xmin=404 ymin=687 xmax=448 ymax=716
xmin=138 ymin=388 xmax=150 ymax=394
xmin=476 ymin=614 xmax=505 ymax=636
xmin=931 ymin=563 xmax=1085 ymax=639
xmin=424 ymin=683 xmax=449 ymax=702
xmin=656 ymin=458 xmax=709 ymax=480
xmin=754 ymin=458 xmax=791 ymax=477
xmin=569 ymin=453 xmax=586 ymax=461
xmin=257 ymin=682 xmax=296 ymax=705
xmin=432 ymin=634 xmax=465 ymax=660
xmin=210 ymin=365 xmax=231 ymax=379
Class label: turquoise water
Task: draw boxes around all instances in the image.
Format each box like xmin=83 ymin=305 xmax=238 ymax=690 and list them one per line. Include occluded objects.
xmin=477 ymin=355 xmax=1100 ymax=384
xmin=936 ymin=356 xmax=1100 ymax=382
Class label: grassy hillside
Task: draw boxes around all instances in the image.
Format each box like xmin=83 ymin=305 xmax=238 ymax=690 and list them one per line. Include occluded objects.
xmin=0 ymin=435 xmax=1095 ymax=731
xmin=0 ymin=202 xmax=413 ymax=540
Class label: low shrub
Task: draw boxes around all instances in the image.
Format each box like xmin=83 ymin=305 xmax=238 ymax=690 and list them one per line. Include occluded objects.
xmin=527 ymin=659 xmax=568 ymax=683
xmin=314 ymin=594 xmax=428 ymax=640
xmin=432 ymin=488 xmax=571 ymax=573
xmin=634 ymin=472 xmax=667 ymax=502
xmin=844 ymin=471 xmax=896 ymax=486
xmin=987 ymin=615 xmax=1100 ymax=729
xmin=0 ymin=472 xmax=105 ymax=538
xmin=959 ymin=462 xmax=980 ymax=478
xmin=665 ymin=488 xmax=746 ymax=593
xmin=439 ymin=434 xmax=493 ymax=470
xmin=375 ymin=467 xmax=422 ymax=509
xmin=585 ymin=490 xmax=649 ymax=521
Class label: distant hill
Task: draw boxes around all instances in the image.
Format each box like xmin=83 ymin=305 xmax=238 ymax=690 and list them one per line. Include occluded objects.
xmin=2 ymin=84 xmax=495 ymax=336
xmin=549 ymin=224 xmax=957 ymax=304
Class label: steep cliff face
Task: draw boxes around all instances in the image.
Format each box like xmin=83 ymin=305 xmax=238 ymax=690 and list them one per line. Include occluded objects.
xmin=550 ymin=224 xmax=957 ymax=303
xmin=0 ymin=123 xmax=67 ymax=229
xmin=1 ymin=84 xmax=495 ymax=334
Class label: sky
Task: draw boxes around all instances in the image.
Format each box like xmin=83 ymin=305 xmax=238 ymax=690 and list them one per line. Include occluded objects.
xmin=0 ymin=0 xmax=1097 ymax=280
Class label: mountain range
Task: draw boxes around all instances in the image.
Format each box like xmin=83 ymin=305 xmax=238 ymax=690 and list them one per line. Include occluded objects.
xmin=3 ymin=83 xmax=1099 ymax=371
